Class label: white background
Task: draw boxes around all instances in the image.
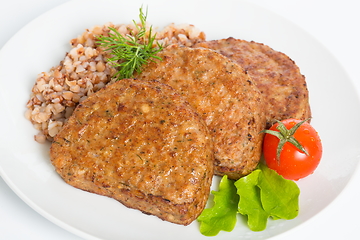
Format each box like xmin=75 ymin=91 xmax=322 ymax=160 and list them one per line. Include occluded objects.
xmin=1 ymin=0 xmax=359 ymax=239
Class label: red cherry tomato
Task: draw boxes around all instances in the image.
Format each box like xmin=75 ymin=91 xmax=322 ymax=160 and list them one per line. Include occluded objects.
xmin=262 ymin=119 xmax=322 ymax=180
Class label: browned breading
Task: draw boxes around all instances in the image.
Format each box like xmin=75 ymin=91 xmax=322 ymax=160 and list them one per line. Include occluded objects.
xmin=136 ymin=44 xmax=266 ymax=179
xmin=50 ymin=79 xmax=214 ymax=225
xmin=195 ymin=37 xmax=311 ymax=128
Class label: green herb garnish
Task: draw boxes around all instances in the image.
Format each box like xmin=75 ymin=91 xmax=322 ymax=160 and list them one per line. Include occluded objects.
xmin=97 ymin=7 xmax=163 ymax=80
xmin=198 ymin=163 xmax=300 ymax=236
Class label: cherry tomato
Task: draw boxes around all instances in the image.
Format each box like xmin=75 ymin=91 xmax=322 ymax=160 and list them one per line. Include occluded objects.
xmin=262 ymin=119 xmax=322 ymax=180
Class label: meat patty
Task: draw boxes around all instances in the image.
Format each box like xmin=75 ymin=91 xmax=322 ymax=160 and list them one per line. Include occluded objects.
xmin=195 ymin=38 xmax=311 ymax=128
xmin=50 ymin=78 xmax=214 ymax=226
xmin=136 ymin=44 xmax=266 ymax=179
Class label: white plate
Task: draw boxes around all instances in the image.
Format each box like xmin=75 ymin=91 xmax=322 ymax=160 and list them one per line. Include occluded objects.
xmin=1 ymin=0 xmax=360 ymax=239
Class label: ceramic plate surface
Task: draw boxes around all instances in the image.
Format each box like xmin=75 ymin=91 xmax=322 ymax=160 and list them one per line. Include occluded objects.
xmin=1 ymin=0 xmax=360 ymax=239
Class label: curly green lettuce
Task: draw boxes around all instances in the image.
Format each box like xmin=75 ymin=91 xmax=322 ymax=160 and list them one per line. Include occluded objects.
xmin=236 ymin=163 xmax=300 ymax=231
xmin=198 ymin=163 xmax=300 ymax=236
xmin=197 ymin=175 xmax=239 ymax=236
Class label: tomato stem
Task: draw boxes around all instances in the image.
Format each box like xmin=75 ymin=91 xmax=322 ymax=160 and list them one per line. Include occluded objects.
xmin=260 ymin=118 xmax=310 ymax=163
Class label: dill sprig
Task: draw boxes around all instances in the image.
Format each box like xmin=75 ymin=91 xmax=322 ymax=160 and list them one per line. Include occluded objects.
xmin=97 ymin=7 xmax=163 ymax=80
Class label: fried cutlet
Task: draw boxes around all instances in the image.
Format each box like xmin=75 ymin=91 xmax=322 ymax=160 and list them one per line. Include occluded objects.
xmin=50 ymin=78 xmax=214 ymax=225
xmin=195 ymin=37 xmax=311 ymax=128
xmin=136 ymin=44 xmax=266 ymax=179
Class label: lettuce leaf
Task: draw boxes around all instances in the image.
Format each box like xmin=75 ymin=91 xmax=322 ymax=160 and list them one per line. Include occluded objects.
xmin=197 ymin=175 xmax=239 ymax=236
xmin=257 ymin=163 xmax=300 ymax=220
xmin=235 ymin=169 xmax=269 ymax=231
xmin=197 ymin=163 xmax=300 ymax=235
xmin=235 ymin=163 xmax=300 ymax=231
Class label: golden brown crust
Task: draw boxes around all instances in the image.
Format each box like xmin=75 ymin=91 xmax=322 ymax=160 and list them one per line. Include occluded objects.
xmin=195 ymin=38 xmax=311 ymax=128
xmin=50 ymin=79 xmax=214 ymax=225
xmin=136 ymin=44 xmax=266 ymax=179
